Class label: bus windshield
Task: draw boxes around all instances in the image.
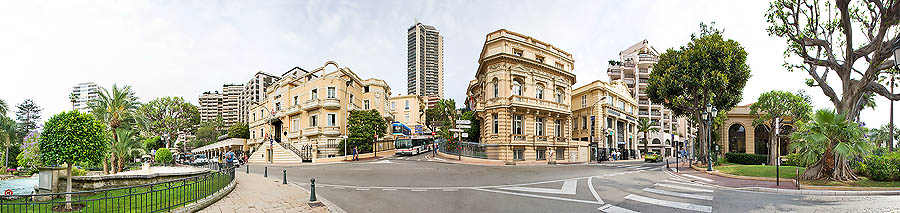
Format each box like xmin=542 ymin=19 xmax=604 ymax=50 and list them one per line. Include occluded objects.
xmin=396 ymin=139 xmax=413 ymax=149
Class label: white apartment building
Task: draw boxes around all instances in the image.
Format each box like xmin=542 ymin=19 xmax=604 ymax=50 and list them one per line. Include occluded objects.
xmin=72 ymin=82 xmax=100 ymax=114
xmin=407 ymin=22 xmax=444 ymax=104
xmin=240 ymin=71 xmax=280 ymax=123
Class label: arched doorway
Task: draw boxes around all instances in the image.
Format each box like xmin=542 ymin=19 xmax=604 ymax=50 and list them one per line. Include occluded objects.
xmin=755 ymin=125 xmax=770 ymax=155
xmin=779 ymin=125 xmax=794 ymax=156
xmin=728 ymin=124 xmax=746 ymax=153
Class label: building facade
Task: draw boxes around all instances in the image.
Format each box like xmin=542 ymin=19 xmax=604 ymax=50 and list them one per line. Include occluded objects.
xmin=718 ymin=104 xmax=794 ymax=157
xmin=240 ymin=71 xmax=280 ymax=123
xmin=199 ymin=91 xmax=223 ymax=123
xmin=248 ymin=61 xmax=394 ymax=161
xmin=390 ymin=95 xmax=427 ymax=135
xmin=407 ymin=22 xmax=444 ymax=103
xmin=199 ymin=84 xmax=244 ymax=128
xmin=571 ymin=80 xmax=640 ymax=160
xmin=607 ymin=40 xmax=681 ymax=156
xmin=466 ymin=29 xmax=582 ymax=164
xmin=72 ymin=82 xmax=100 ymax=114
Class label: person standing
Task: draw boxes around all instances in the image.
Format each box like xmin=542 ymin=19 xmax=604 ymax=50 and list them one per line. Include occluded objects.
xmin=225 ymin=149 xmax=235 ymax=169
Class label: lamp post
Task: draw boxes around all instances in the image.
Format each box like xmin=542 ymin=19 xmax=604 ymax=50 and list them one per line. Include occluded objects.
xmin=890 ymin=43 xmax=900 ymax=152
xmin=705 ymin=103 xmax=717 ymax=171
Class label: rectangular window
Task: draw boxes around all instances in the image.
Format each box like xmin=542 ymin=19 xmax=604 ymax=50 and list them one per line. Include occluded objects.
xmin=582 ymin=95 xmax=587 ymax=107
xmin=260 ymin=128 xmax=264 ymax=138
xmin=292 ymin=119 xmax=300 ymax=131
xmin=405 ymin=113 xmax=410 ymax=122
xmin=536 ymin=117 xmax=544 ymax=136
xmin=310 ymin=115 xmax=318 ymax=127
xmin=311 ymin=89 xmax=318 ymax=100
xmin=392 ymin=102 xmax=396 ymax=110
xmin=493 ymin=114 xmax=499 ymax=134
xmin=327 ymin=87 xmax=336 ymax=98
xmin=582 ymin=117 xmax=588 ymax=129
xmin=555 ymin=120 xmax=562 ymax=137
xmin=275 ymin=103 xmax=281 ymax=111
xmin=513 ymin=115 xmax=523 ymax=135
xmin=327 ymin=114 xmax=336 ymax=126
xmin=513 ymin=49 xmax=523 ymax=57
xmin=405 ymin=100 xmax=410 ymax=110
xmin=607 ymin=96 xmax=614 ymax=105
xmin=536 ymin=148 xmax=546 ymax=160
xmin=293 ymin=96 xmax=298 ymax=106
xmin=364 ymin=86 xmax=370 ymax=93
xmin=253 ymin=112 xmax=256 ymax=120
xmin=556 ymin=148 xmax=565 ymax=160
xmin=349 ymin=94 xmax=354 ymax=104
xmin=364 ymin=100 xmax=370 ymax=110
xmin=493 ymin=82 xmax=499 ymax=98
xmin=536 ymin=56 xmax=545 ymax=63
xmin=555 ymin=62 xmax=564 ymax=69
xmin=572 ymin=118 xmax=577 ymax=131
xmin=252 ymin=130 xmax=255 ymax=139
xmin=513 ymin=149 xmax=524 ymax=160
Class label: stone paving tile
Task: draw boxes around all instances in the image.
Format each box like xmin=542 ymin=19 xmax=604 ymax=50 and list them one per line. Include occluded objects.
xmin=199 ymin=172 xmax=329 ymax=213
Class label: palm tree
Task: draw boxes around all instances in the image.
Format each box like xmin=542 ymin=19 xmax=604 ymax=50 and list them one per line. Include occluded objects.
xmin=0 ymin=99 xmax=7 ymax=117
xmin=90 ymin=84 xmax=140 ymax=174
xmin=113 ymin=129 xmax=144 ymax=171
xmin=791 ymin=109 xmax=869 ymax=181
xmin=637 ymin=118 xmax=659 ymax=155
xmin=69 ymin=92 xmax=79 ymax=110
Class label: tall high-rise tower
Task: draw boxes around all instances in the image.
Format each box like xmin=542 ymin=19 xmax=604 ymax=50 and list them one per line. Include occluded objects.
xmin=71 ymin=82 xmax=100 ymax=113
xmin=407 ymin=22 xmax=444 ymax=102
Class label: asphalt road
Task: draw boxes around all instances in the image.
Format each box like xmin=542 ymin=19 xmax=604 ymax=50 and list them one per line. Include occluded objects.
xmin=243 ymin=154 xmax=900 ymax=213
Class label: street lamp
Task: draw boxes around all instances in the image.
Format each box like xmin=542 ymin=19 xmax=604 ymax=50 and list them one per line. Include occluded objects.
xmin=704 ymin=103 xmax=718 ymax=171
xmin=890 ymin=43 xmax=899 ymax=152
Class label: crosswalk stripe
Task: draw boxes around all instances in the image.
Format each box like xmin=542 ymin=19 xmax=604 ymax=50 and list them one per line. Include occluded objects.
xmin=654 ymin=183 xmax=714 ymax=193
xmin=682 ymin=174 xmax=714 ymax=182
xmin=662 ymin=180 xmax=715 ymax=189
xmin=625 ymin=194 xmax=712 ymax=212
xmin=411 ymin=189 xmax=427 ymax=192
xmin=598 ymin=204 xmax=639 ymax=213
xmin=442 ymin=189 xmax=458 ymax=192
xmin=643 ymin=188 xmax=714 ymax=201
xmin=381 ymin=188 xmax=397 ymax=191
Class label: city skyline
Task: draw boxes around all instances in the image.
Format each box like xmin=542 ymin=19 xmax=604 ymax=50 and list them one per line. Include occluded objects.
xmin=0 ymin=0 xmax=896 ymax=130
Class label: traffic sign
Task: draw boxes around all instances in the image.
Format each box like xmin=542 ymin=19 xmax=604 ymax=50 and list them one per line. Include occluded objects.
xmin=455 ymin=124 xmax=471 ymax=129
xmin=449 ymin=129 xmax=464 ymax=132
xmin=455 ymin=120 xmax=471 ymax=125
xmin=461 ymin=133 xmax=469 ymax=138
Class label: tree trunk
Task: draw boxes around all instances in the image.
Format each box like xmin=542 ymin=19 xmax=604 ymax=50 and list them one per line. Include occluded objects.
xmin=799 ymin=144 xmax=859 ymax=181
xmin=102 ymin=158 xmax=109 ymax=175
xmin=118 ymin=156 xmax=126 ymax=172
xmin=695 ymin=112 xmax=709 ymax=165
xmin=110 ymin=126 xmax=119 ymax=174
xmin=65 ymin=163 xmax=73 ymax=210
xmin=769 ymin=121 xmax=778 ymax=166
xmin=643 ymin=131 xmax=649 ymax=154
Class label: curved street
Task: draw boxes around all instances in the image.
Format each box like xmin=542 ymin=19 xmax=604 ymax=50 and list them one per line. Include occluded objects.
xmin=245 ymin=155 xmax=900 ymax=213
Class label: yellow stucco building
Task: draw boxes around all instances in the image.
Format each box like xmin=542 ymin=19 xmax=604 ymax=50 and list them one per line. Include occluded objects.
xmin=390 ymin=95 xmax=427 ymax=135
xmin=571 ymin=80 xmax=640 ymax=160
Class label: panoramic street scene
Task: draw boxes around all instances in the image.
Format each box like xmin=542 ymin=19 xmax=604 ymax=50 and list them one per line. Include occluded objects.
xmin=2 ymin=0 xmax=900 ymax=212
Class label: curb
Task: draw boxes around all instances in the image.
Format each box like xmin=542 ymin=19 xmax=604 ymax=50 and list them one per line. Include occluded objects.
xmin=673 ymin=164 xmax=900 ymax=196
xmin=174 ymin=177 xmax=237 ymax=213
xmin=289 ymin=182 xmax=347 ymax=213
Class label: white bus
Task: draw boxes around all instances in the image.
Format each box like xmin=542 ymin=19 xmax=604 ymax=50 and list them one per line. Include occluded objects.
xmin=395 ymin=136 xmax=434 ymax=156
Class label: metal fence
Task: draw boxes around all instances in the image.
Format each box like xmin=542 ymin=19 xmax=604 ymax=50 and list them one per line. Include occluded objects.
xmin=0 ymin=167 xmax=234 ymax=213
xmin=438 ymin=140 xmax=496 ymax=159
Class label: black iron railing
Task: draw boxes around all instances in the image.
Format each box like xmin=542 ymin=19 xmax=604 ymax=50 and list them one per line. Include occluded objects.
xmin=438 ymin=140 xmax=495 ymax=159
xmin=0 ymin=167 xmax=234 ymax=213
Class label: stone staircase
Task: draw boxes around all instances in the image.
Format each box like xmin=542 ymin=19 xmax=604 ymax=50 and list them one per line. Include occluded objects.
xmin=248 ymin=141 xmax=304 ymax=164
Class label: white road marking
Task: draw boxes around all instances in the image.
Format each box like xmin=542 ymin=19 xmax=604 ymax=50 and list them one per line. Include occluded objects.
xmin=662 ymin=180 xmax=715 ymax=189
xmin=333 ymin=186 xmax=345 ymax=189
xmin=587 ymin=177 xmax=605 ymax=204
xmin=598 ymin=204 xmax=639 ymax=213
xmin=625 ymin=194 xmax=712 ymax=212
xmin=370 ymin=160 xmax=392 ymax=164
xmin=349 ymin=168 xmax=371 ymax=171
xmin=670 ymin=168 xmax=679 ymax=172
xmin=411 ymin=189 xmax=427 ymax=192
xmin=501 ymin=179 xmax=577 ymax=195
xmin=435 ymin=158 xmax=449 ymax=162
xmin=682 ymin=174 xmax=714 ymax=182
xmin=441 ymin=189 xmax=458 ymax=192
xmin=654 ymin=183 xmax=714 ymax=193
xmin=355 ymin=188 xmax=370 ymax=191
xmin=473 ymin=188 xmax=602 ymax=205
xmin=381 ymin=188 xmax=397 ymax=191
xmin=417 ymin=159 xmax=421 ymax=161
xmin=643 ymin=188 xmax=713 ymax=201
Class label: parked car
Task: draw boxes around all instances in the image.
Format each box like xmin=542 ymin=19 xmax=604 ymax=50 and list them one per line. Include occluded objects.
xmin=193 ymin=154 xmax=209 ymax=165
xmin=643 ymin=152 xmax=662 ymax=163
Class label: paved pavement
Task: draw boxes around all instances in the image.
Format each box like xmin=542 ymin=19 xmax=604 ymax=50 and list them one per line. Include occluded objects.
xmin=665 ymin=160 xmax=798 ymax=190
xmin=199 ymin=172 xmax=330 ymax=213
xmin=242 ymin=154 xmax=900 ymax=212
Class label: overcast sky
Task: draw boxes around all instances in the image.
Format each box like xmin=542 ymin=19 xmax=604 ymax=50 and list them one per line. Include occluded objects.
xmin=0 ymin=0 xmax=895 ymax=128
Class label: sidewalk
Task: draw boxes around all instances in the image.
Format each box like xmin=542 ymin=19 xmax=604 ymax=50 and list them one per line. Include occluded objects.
xmin=666 ymin=160 xmax=798 ymax=190
xmin=199 ymin=172 xmax=332 ymax=213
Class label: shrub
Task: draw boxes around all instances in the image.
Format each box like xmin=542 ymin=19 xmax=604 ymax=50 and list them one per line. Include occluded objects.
xmin=70 ymin=167 xmax=87 ymax=177
xmin=861 ymin=152 xmax=900 ymax=181
xmin=155 ymin=148 xmax=173 ymax=165
xmin=783 ymin=153 xmax=807 ymax=167
xmin=725 ymin=153 xmax=769 ymax=165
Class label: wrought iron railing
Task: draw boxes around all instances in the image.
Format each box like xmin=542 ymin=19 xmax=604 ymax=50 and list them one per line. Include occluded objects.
xmin=438 ymin=140 xmax=496 ymax=159
xmin=0 ymin=167 xmax=234 ymax=213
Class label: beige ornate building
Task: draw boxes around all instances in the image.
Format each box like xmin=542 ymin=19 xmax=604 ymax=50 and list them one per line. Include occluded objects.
xmin=390 ymin=95 xmax=427 ymax=134
xmin=466 ymin=29 xmax=582 ymax=164
xmin=571 ymin=80 xmax=640 ymax=160
xmin=248 ymin=61 xmax=394 ymax=163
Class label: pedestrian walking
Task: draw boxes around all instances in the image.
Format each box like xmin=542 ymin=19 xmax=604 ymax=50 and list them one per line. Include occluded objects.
xmin=353 ymin=146 xmax=359 ymax=161
xmin=225 ymin=149 xmax=235 ymax=169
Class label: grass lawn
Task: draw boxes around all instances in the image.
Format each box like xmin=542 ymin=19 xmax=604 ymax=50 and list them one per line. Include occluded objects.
xmin=0 ymin=171 xmax=231 ymax=212
xmin=714 ymin=164 xmax=806 ymax=179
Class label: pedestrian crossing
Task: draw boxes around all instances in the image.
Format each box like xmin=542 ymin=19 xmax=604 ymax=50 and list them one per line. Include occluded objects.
xmin=601 ymin=178 xmax=716 ymax=213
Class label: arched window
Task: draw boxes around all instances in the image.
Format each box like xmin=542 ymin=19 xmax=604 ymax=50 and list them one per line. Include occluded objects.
xmin=754 ymin=125 xmax=770 ymax=155
xmin=512 ymin=79 xmax=523 ymax=96
xmin=492 ymin=79 xmax=499 ymax=98
xmin=536 ymin=84 xmax=544 ymax=99
xmin=555 ymin=88 xmax=564 ymax=103
xmin=778 ymin=125 xmax=794 ymax=156
xmin=728 ymin=124 xmax=746 ymax=153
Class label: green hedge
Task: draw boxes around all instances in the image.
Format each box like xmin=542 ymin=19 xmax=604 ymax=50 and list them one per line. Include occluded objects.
xmin=860 ymin=152 xmax=900 ymax=181
xmin=725 ymin=153 xmax=769 ymax=165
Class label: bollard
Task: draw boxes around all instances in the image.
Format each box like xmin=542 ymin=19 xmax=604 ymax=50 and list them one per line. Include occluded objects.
xmin=310 ymin=178 xmax=317 ymax=202
xmin=246 ymin=164 xmax=249 ymax=174
xmin=283 ymin=170 xmax=287 ymax=184
xmin=264 ymin=166 xmax=268 ymax=177
xmin=796 ymin=167 xmax=801 ymax=190
xmin=666 ymin=159 xmax=669 ymax=168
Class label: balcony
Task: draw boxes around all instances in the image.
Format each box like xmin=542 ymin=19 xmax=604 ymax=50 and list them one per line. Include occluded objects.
xmin=323 ymin=98 xmax=341 ymax=109
xmin=285 ymin=105 xmax=301 ymax=116
xmin=509 ymin=95 xmax=569 ymax=112
xmin=287 ymin=131 xmax=301 ymax=139
xmin=323 ymin=127 xmax=341 ymax=136
xmin=512 ymin=135 xmax=526 ymax=141
xmin=302 ymin=99 xmax=322 ymax=111
xmin=383 ymin=113 xmax=394 ymax=120
xmin=302 ymin=127 xmax=321 ymax=137
xmin=638 ymin=54 xmax=658 ymax=63
xmin=638 ymin=111 xmax=649 ymax=116
xmin=638 ymin=68 xmax=650 ymax=74
xmin=536 ymin=136 xmax=548 ymax=142
xmin=638 ymin=100 xmax=649 ymax=105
